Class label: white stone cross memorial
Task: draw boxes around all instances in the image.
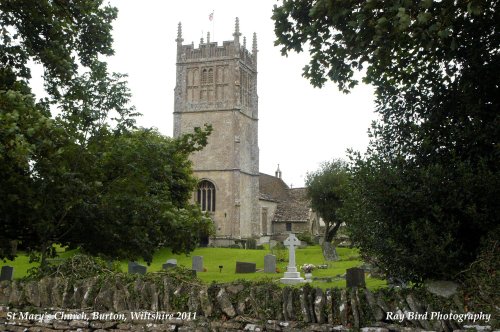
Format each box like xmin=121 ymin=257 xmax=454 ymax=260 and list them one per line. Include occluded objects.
xmin=280 ymin=234 xmax=305 ymax=284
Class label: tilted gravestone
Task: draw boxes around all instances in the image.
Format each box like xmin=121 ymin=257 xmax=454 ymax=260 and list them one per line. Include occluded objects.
xmin=192 ymin=256 xmax=203 ymax=272
xmin=0 ymin=266 xmax=14 ymax=281
xmin=162 ymin=258 xmax=177 ymax=270
xmin=346 ymin=267 xmax=365 ymax=288
xmin=128 ymin=261 xmax=147 ymax=275
xmin=235 ymin=262 xmax=256 ymax=273
xmin=264 ymin=254 xmax=276 ymax=273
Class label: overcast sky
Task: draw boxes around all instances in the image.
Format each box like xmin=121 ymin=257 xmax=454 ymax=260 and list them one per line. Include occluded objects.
xmin=105 ymin=0 xmax=377 ymax=187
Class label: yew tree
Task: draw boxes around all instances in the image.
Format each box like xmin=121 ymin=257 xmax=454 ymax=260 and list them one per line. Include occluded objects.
xmin=273 ymin=0 xmax=499 ymax=281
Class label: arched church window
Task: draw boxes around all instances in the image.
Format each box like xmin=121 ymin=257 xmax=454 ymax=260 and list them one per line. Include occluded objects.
xmin=208 ymin=68 xmax=214 ymax=83
xmin=197 ymin=180 xmax=216 ymax=212
xmin=201 ymin=69 xmax=208 ymax=84
xmin=201 ymin=68 xmax=214 ymax=85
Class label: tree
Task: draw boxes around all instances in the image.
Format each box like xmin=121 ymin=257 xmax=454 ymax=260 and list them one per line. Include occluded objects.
xmin=273 ymin=0 xmax=499 ymax=281
xmin=305 ymin=160 xmax=348 ymax=260
xmin=0 ymin=78 xmax=64 ymax=260
xmin=0 ymin=1 xmax=214 ymax=265
xmin=64 ymin=127 xmax=214 ymax=263
xmin=0 ymin=0 xmax=135 ymax=263
xmin=0 ymin=0 xmax=118 ymax=95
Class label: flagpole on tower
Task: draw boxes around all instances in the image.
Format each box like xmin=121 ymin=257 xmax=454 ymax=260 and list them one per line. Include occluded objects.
xmin=209 ymin=10 xmax=214 ymax=41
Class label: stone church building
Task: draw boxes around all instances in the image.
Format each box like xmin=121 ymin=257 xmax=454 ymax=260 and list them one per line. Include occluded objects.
xmin=173 ymin=19 xmax=321 ymax=245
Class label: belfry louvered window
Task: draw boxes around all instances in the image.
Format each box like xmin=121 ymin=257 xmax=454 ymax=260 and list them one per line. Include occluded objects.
xmin=201 ymin=69 xmax=208 ymax=84
xmin=197 ymin=180 xmax=216 ymax=212
xmin=201 ymin=68 xmax=214 ymax=84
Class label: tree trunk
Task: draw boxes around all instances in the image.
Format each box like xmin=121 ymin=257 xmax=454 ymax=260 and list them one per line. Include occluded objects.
xmin=39 ymin=241 xmax=52 ymax=271
xmin=322 ymin=241 xmax=339 ymax=261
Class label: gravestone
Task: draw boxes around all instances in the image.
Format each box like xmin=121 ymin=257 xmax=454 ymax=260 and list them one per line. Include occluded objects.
xmin=269 ymin=240 xmax=277 ymax=249
xmin=235 ymin=262 xmax=256 ymax=273
xmin=346 ymin=267 xmax=365 ymax=288
xmin=264 ymin=254 xmax=276 ymax=273
xmin=0 ymin=266 xmax=14 ymax=281
xmin=280 ymin=234 xmax=304 ymax=284
xmin=162 ymin=258 xmax=177 ymax=270
xmin=192 ymin=256 xmax=203 ymax=272
xmin=128 ymin=262 xmax=147 ymax=275
xmin=322 ymin=242 xmax=339 ymax=261
xmin=162 ymin=259 xmax=177 ymax=270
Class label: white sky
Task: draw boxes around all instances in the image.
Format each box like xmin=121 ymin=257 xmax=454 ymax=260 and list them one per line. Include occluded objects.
xmin=104 ymin=0 xmax=376 ymax=187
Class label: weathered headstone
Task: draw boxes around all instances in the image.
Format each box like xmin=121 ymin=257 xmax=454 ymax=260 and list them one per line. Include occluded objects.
xmin=162 ymin=259 xmax=178 ymax=270
xmin=264 ymin=254 xmax=276 ymax=273
xmin=269 ymin=240 xmax=277 ymax=249
xmin=192 ymin=256 xmax=203 ymax=272
xmin=0 ymin=266 xmax=14 ymax=281
xmin=166 ymin=258 xmax=177 ymax=265
xmin=128 ymin=262 xmax=147 ymax=275
xmin=322 ymin=242 xmax=339 ymax=261
xmin=235 ymin=262 xmax=256 ymax=273
xmin=346 ymin=267 xmax=365 ymax=288
xmin=280 ymin=234 xmax=304 ymax=284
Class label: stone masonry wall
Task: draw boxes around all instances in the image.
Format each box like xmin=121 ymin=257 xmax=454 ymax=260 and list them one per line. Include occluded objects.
xmin=0 ymin=276 xmax=494 ymax=332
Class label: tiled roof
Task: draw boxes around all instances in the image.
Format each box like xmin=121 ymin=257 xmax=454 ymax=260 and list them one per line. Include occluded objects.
xmin=259 ymin=173 xmax=289 ymax=201
xmin=259 ymin=173 xmax=312 ymax=223
xmin=272 ymin=187 xmax=311 ymax=222
xmin=258 ymin=192 xmax=277 ymax=202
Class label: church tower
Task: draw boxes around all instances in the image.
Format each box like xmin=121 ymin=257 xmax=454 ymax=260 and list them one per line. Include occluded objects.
xmin=173 ymin=19 xmax=260 ymax=242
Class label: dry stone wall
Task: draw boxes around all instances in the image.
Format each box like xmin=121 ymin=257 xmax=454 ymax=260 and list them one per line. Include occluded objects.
xmin=0 ymin=276 xmax=494 ymax=331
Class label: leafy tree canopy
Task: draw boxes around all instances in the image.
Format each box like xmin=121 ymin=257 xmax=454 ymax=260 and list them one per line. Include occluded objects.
xmin=274 ymin=0 xmax=499 ymax=281
xmin=1 ymin=0 xmax=116 ymax=92
xmin=273 ymin=0 xmax=498 ymax=91
xmin=305 ymin=159 xmax=348 ymax=243
xmin=0 ymin=1 xmax=214 ymax=265
xmin=306 ymin=159 xmax=349 ymax=261
xmin=65 ymin=127 xmax=214 ymax=263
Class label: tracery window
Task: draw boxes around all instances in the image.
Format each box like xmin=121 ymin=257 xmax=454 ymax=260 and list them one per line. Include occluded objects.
xmin=208 ymin=68 xmax=214 ymax=83
xmin=201 ymin=69 xmax=208 ymax=84
xmin=201 ymin=68 xmax=214 ymax=84
xmin=197 ymin=180 xmax=216 ymax=212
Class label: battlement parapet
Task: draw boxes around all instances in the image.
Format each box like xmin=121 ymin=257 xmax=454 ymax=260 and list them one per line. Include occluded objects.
xmin=176 ymin=18 xmax=257 ymax=70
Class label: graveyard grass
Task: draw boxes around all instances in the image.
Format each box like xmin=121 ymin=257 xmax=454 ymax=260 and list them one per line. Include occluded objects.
xmin=4 ymin=245 xmax=386 ymax=290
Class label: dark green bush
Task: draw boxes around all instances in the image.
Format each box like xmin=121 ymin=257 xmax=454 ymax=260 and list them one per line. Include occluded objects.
xmin=297 ymin=232 xmax=315 ymax=245
xmin=26 ymin=254 xmax=120 ymax=280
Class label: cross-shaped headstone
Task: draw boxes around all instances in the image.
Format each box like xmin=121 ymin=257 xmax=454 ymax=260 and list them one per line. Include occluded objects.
xmin=284 ymin=234 xmax=301 ymax=273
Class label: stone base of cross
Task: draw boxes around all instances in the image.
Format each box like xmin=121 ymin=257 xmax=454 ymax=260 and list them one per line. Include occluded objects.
xmin=280 ymin=234 xmax=305 ymax=284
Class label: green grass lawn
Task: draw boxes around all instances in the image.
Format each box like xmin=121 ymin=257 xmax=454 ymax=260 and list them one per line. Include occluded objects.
xmin=2 ymin=246 xmax=78 ymax=279
xmin=3 ymin=245 xmax=386 ymax=290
